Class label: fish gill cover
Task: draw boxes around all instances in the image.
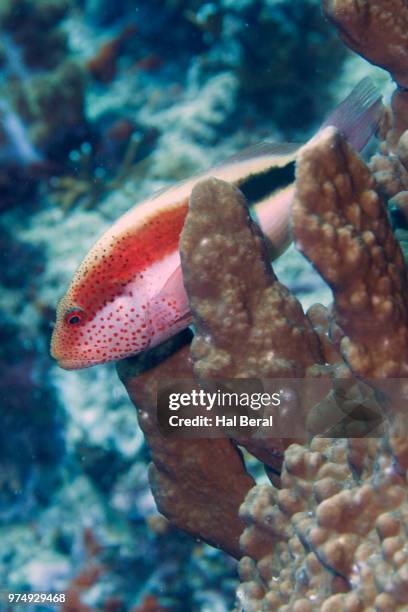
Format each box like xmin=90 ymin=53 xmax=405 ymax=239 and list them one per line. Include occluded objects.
xmin=0 ymin=0 xmax=407 ymax=610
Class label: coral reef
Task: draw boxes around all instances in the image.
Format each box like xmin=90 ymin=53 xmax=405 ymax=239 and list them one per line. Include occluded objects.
xmin=322 ymin=0 xmax=408 ymax=88
xmin=0 ymin=0 xmax=352 ymax=210
xmin=87 ymin=24 xmax=137 ymax=83
xmin=119 ymin=105 xmax=408 ymax=610
xmin=293 ymin=127 xmax=408 ymax=378
xmin=9 ymin=59 xmax=88 ymax=159
xmin=49 ymin=128 xmax=157 ymax=211
xmin=234 ymin=126 xmax=408 ymax=609
xmin=179 ymin=177 xmax=325 ymax=473
xmin=4 ymin=0 xmax=408 ymax=608
xmin=0 ymin=0 xmax=88 ymax=209
xmin=180 ymin=178 xmax=322 ymax=381
xmin=232 ymin=0 xmax=349 ymax=130
xmin=0 ymin=0 xmax=69 ymax=70
xmin=0 ymin=0 xmax=87 ymax=159
xmin=0 ymin=315 xmax=65 ymax=522
xmin=117 ymin=133 xmax=408 ymax=609
xmin=238 ymin=435 xmax=408 ymax=611
xmin=234 ymin=3 xmax=408 ymax=604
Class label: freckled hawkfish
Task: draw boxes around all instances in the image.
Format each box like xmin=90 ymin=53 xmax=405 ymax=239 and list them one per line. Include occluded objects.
xmin=51 ymin=78 xmax=382 ymax=369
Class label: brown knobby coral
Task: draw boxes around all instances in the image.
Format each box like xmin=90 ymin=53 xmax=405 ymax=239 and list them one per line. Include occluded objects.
xmin=118 ymin=330 xmax=256 ymax=560
xmin=180 ymin=178 xmax=323 ymax=381
xmin=234 ymin=2 xmax=408 ymax=595
xmin=369 ymin=94 xmax=408 ymax=293
xmin=237 ymin=435 xmax=408 ymax=611
xmin=235 ymin=126 xmax=408 ymax=610
xmin=119 ymin=129 xmax=408 ymax=605
xmin=180 ymin=177 xmax=327 ymax=472
xmin=324 ymin=0 xmax=408 ymax=304
xmin=322 ymin=0 xmax=408 ymax=203
xmin=292 ymin=127 xmax=408 ymax=379
xmin=322 ymin=0 xmax=408 ymax=88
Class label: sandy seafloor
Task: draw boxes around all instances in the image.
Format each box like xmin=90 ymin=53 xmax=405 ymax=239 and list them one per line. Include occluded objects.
xmin=0 ymin=0 xmax=390 ymax=610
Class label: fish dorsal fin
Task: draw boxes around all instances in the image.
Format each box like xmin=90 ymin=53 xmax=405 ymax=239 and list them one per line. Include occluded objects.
xmin=211 ymin=141 xmax=302 ymax=187
xmin=122 ymin=80 xmax=380 ymax=218
xmin=214 ymin=141 xmax=302 ymax=169
xmin=145 ymin=177 xmax=195 ymax=205
xmin=142 ymin=142 xmax=302 ymax=210
xmin=320 ymin=76 xmax=383 ymax=151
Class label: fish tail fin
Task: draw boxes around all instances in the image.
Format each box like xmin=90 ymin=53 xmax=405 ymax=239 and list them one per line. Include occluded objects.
xmin=319 ymin=77 xmax=383 ymax=152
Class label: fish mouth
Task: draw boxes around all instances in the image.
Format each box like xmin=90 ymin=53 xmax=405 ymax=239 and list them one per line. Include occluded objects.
xmin=50 ymin=338 xmax=103 ymax=370
xmin=51 ymin=346 xmax=102 ymax=370
xmin=54 ymin=354 xmax=124 ymax=370
xmin=55 ymin=358 xmax=96 ymax=370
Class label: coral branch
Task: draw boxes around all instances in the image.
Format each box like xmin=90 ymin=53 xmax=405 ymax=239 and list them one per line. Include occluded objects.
xmin=292 ymin=127 xmax=408 ymax=377
xmin=180 ymin=177 xmax=323 ymax=380
xmin=322 ymin=0 xmax=408 ymax=88
xmin=180 ymin=177 xmax=324 ymax=471
xmin=117 ymin=332 xmax=255 ymax=559
xmin=237 ymin=435 xmax=408 ymax=610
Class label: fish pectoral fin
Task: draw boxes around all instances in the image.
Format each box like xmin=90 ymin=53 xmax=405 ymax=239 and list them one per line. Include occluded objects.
xmin=319 ymin=76 xmax=383 ymax=152
xmin=154 ymin=263 xmax=187 ymax=302
xmin=147 ymin=264 xmax=191 ymax=331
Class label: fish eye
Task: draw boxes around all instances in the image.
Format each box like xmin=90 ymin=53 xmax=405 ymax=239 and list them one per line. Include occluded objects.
xmin=64 ymin=307 xmax=85 ymax=326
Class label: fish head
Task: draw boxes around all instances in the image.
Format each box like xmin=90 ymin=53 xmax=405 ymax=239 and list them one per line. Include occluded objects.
xmin=51 ymin=188 xmax=195 ymax=370
xmin=50 ymin=231 xmax=156 ymax=370
xmin=51 ymin=288 xmax=153 ymax=370
xmin=51 ymin=259 xmax=191 ymax=370
xmin=51 ymin=221 xmax=191 ymax=369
